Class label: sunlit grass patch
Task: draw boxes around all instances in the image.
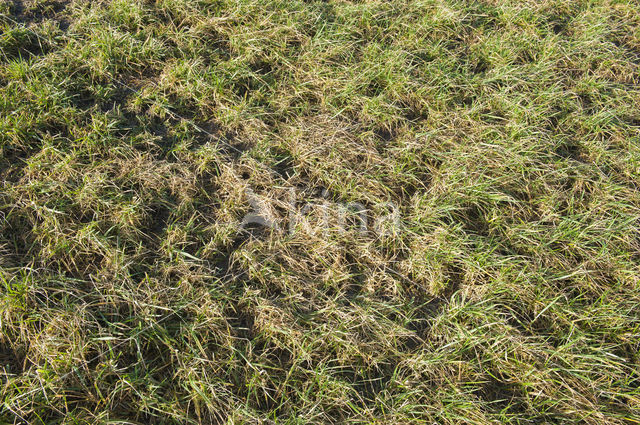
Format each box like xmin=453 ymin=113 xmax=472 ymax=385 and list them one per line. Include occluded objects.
xmin=1 ymin=0 xmax=640 ymax=423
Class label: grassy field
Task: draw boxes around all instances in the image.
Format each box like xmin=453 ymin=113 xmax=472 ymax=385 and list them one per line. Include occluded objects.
xmin=1 ymin=0 xmax=640 ymax=423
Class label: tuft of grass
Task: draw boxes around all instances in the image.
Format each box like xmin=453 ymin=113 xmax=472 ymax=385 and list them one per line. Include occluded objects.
xmin=1 ymin=0 xmax=640 ymax=423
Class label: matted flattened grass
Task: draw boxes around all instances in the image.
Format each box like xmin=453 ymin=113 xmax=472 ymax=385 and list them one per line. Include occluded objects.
xmin=1 ymin=0 xmax=640 ymax=423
